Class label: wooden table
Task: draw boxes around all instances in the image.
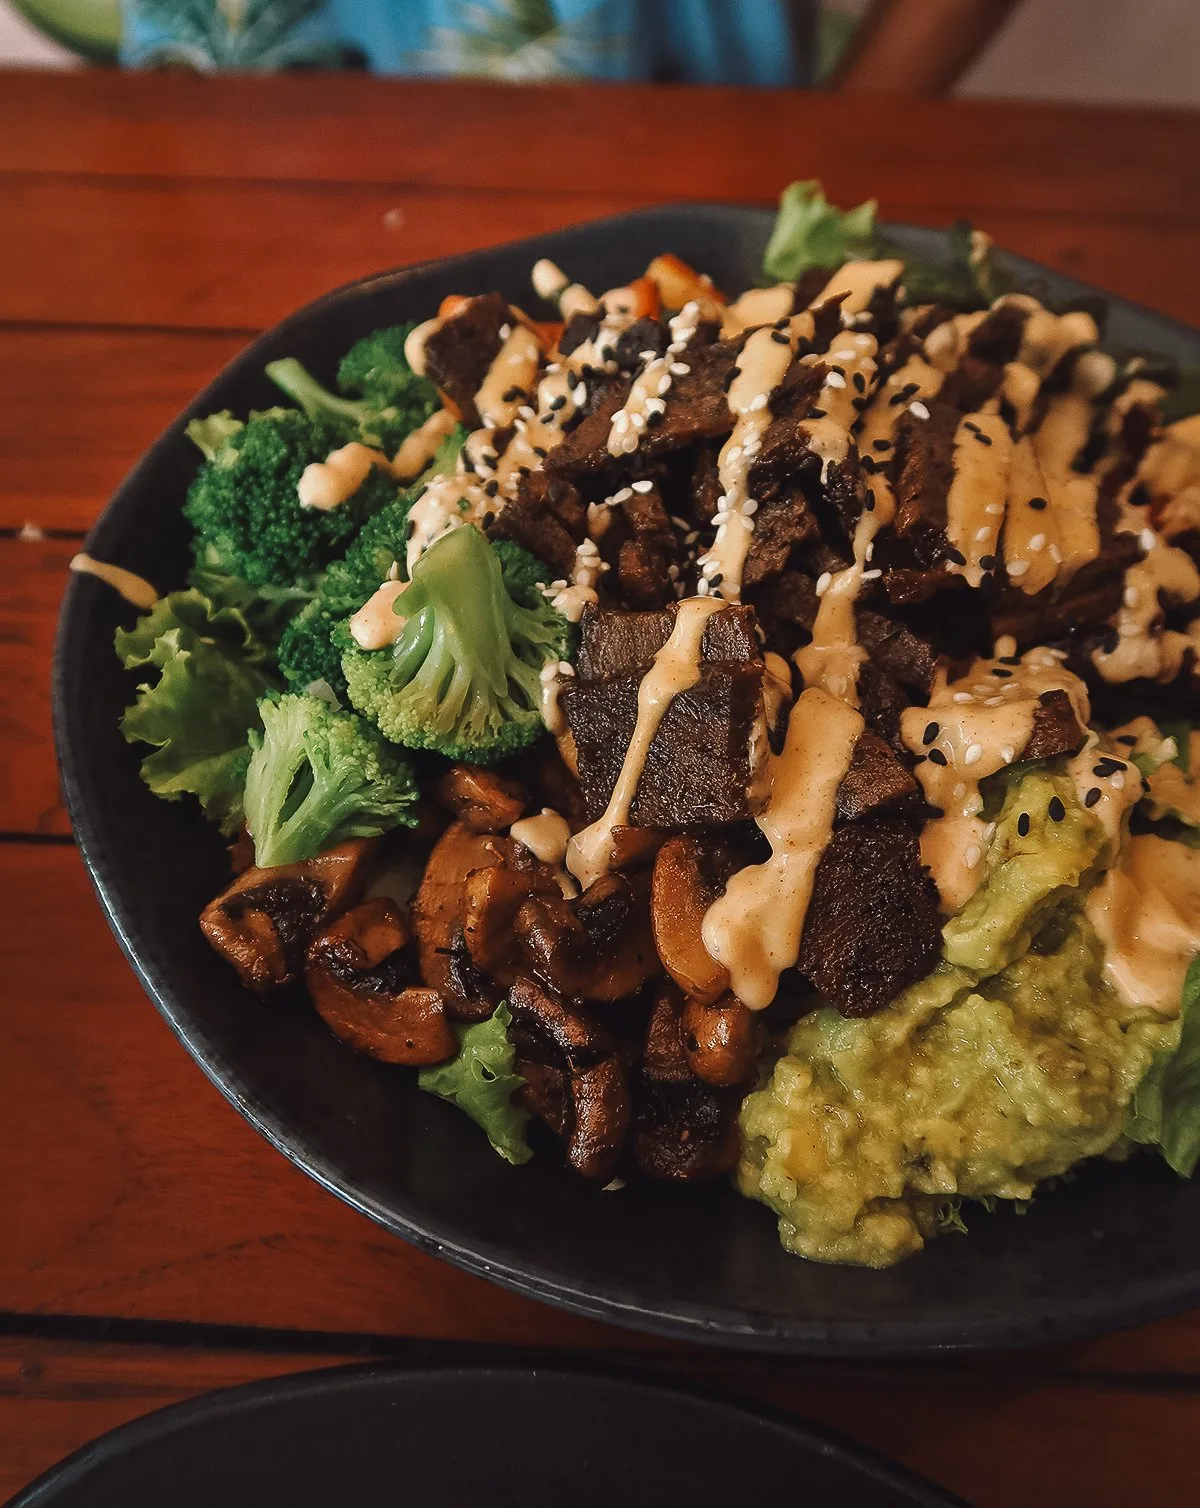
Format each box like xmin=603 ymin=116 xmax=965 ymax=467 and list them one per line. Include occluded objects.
xmin=4 ymin=69 xmax=1200 ymax=1505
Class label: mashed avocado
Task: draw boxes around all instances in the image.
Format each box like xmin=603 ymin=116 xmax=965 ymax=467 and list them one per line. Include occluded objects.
xmin=738 ymin=769 xmax=1176 ymax=1268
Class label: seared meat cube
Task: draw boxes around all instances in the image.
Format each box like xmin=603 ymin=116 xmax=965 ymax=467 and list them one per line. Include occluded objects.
xmin=489 ymin=470 xmax=587 ymax=578
xmin=1023 ymin=688 xmax=1089 ymax=761
xmin=563 ymin=603 xmax=767 ymax=828
xmin=989 ymin=530 xmax=1143 ymax=648
xmin=797 ymin=817 xmax=942 ymax=1017
xmin=836 ymin=729 xmax=921 ymax=822
xmin=422 ymin=291 xmax=511 ymax=428
xmin=875 ymin=401 xmax=963 ymax=602
xmin=613 ymin=482 xmax=679 ymax=608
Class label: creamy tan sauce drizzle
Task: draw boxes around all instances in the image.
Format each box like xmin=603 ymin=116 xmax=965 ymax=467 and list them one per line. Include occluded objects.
xmin=720 ymin=283 xmax=795 ymax=337
xmin=1014 ymin=301 xmax=1099 ymax=379
xmin=510 ymin=807 xmax=571 ymax=866
xmin=1064 ymin=730 xmax=1144 ymax=850
xmin=1142 ymin=730 xmax=1200 ymax=828
xmin=923 ymin=311 xmax=988 ymax=373
xmin=999 ymin=361 xmax=1041 ymax=432
xmin=403 ymin=318 xmax=440 ymax=378
xmin=606 ymin=301 xmax=702 ymax=457
xmin=901 ymin=644 xmax=1092 ymax=912
xmin=566 ymin=599 xmax=722 ymax=889
xmin=1002 ymin=437 xmax=1060 ymax=595
xmin=944 ymin=412 xmax=1013 ymax=587
xmin=297 ymin=442 xmax=390 ymax=512
xmin=69 ymin=554 xmax=158 ymax=609
xmin=695 ymin=316 xmax=814 ymax=602
xmin=793 ymin=504 xmax=881 ymax=705
xmin=701 ymin=687 xmax=864 ymax=1010
xmin=1136 ymin=415 xmax=1200 ymax=540
xmin=392 ymin=408 xmax=458 ymax=481
xmin=538 ymin=660 xmax=574 ymax=734
xmin=404 ymin=472 xmax=490 ymax=572
xmin=349 ymin=579 xmax=408 ymax=650
xmin=1030 ymin=392 xmax=1101 ymax=579
xmin=811 ymin=260 xmax=904 ymax=319
xmin=854 ymin=352 xmax=944 ymax=519
xmin=1086 ymin=835 xmax=1200 ymax=1014
xmin=474 ymin=323 xmax=543 ymax=431
xmin=1092 ymin=530 xmax=1200 ymax=684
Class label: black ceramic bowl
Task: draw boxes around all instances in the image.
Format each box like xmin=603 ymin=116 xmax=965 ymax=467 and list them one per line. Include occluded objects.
xmin=54 ymin=205 xmax=1200 ymax=1356
xmin=9 ymin=1363 xmax=965 ymax=1507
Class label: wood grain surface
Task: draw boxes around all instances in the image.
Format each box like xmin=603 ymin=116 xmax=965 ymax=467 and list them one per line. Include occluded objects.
xmin=5 ymin=68 xmax=1200 ymax=1506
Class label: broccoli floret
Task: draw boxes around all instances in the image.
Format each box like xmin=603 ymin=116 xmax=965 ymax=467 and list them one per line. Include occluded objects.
xmin=265 ymin=323 xmax=437 ymax=453
xmin=184 ymin=408 xmax=400 ymax=589
xmin=342 ymin=523 xmax=572 ymax=764
xmin=243 ymin=692 xmax=419 ymax=869
xmin=491 ymin=538 xmax=553 ymax=608
xmin=186 ymin=410 xmax=245 ymax=460
xmin=276 ymin=430 xmax=467 ymax=699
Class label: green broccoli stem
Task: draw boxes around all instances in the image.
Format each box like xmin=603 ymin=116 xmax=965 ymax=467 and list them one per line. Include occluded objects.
xmin=265 ymin=358 xmax=375 ymax=434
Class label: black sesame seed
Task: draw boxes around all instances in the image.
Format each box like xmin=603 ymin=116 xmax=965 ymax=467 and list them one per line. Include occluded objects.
xmin=1017 ymin=812 xmax=1031 ymax=837
xmin=532 ymin=445 xmax=548 ymax=458
xmin=710 ymin=573 xmax=723 ymax=588
xmin=809 ymin=407 xmax=827 ymax=419
xmin=873 ymin=438 xmax=892 ymax=451
xmin=853 ymin=372 xmax=866 ymax=392
xmin=647 ymin=410 xmax=664 ymax=427
xmin=946 ymin=547 xmax=968 ymax=566
xmin=770 ymin=330 xmax=790 ymax=345
xmin=1028 ymin=495 xmax=1048 ymax=511
xmin=1048 ymin=796 xmax=1066 ymax=823
xmin=923 ymin=721 xmax=940 ymax=745
xmin=481 ymin=511 xmax=495 ymax=529
xmin=852 ymin=395 xmax=869 ymax=411
xmin=549 ymin=394 xmax=567 ymax=410
xmin=484 ymin=480 xmax=499 ymax=497
xmin=773 ymin=318 xmax=790 ymax=330
xmin=861 ymin=455 xmax=880 ymax=474
xmin=999 ymin=654 xmax=1020 ymax=666
xmin=1084 ymin=787 xmax=1102 ymax=808
xmin=980 ymin=553 xmax=998 ymax=570
xmin=902 ymin=381 xmax=920 ymax=397
xmin=1129 ymin=481 xmax=1151 ymax=507
xmin=1115 ymin=734 xmax=1138 ymax=746
xmin=928 ymin=748 xmax=949 ymax=766
xmin=517 ymin=465 xmax=531 ymax=477
xmin=974 ymin=431 xmax=994 ymax=446
xmin=865 ymin=491 xmax=877 ymax=512
xmin=964 ymin=420 xmax=981 ymax=434
xmin=889 ymin=391 xmax=907 ymax=407
xmin=502 ymin=385 xmax=525 ymax=402
xmin=993 ymin=667 xmax=1012 ymax=678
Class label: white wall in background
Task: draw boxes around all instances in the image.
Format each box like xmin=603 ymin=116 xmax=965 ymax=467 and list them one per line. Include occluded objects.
xmin=0 ymin=0 xmax=80 ymax=66
xmin=958 ymin=0 xmax=1200 ymax=107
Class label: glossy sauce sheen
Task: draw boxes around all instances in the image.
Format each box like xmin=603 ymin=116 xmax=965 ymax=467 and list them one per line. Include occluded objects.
xmin=297 ymin=442 xmax=389 ymax=512
xmin=69 ymin=553 xmax=158 ymax=609
xmin=1087 ymin=836 xmax=1200 ymax=1013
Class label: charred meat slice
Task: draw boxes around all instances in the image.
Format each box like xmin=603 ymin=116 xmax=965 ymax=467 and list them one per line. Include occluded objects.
xmin=200 ymin=839 xmax=377 ymax=993
xmin=611 ymin=481 xmax=680 ymax=609
xmin=1023 ymin=688 xmax=1088 ymax=761
xmin=422 ymin=291 xmax=512 ymax=428
xmin=489 ymin=470 xmax=586 ymax=579
xmin=797 ymin=817 xmax=942 ymax=1017
xmin=836 ymin=729 xmax=921 ymax=823
xmin=989 ymin=531 xmax=1143 ymax=648
xmin=876 ymin=401 xmax=962 ymax=602
xmin=574 ymin=601 xmax=759 ymax=680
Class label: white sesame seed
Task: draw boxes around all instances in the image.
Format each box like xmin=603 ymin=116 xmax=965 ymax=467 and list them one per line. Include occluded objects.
xmin=696 ymin=577 xmax=710 ymax=595
xmin=742 ymin=499 xmax=758 ymax=516
xmin=1111 ymin=771 xmax=1126 ymax=790
xmin=964 ymin=743 xmax=983 ymax=766
xmin=748 ymin=392 xmax=769 ymax=411
xmin=612 ymin=410 xmax=629 ymax=431
xmin=517 ymin=405 xmax=535 ymax=420
xmin=670 ymin=362 xmax=690 ymax=375
xmin=815 ymin=571 xmax=833 ymax=597
xmin=742 ymin=436 xmax=762 ymax=456
xmin=975 ymin=526 xmax=991 ymax=542
xmin=638 ymin=349 xmax=657 ymax=362
xmin=1125 ymin=585 xmax=1139 ymax=608
xmin=656 ymin=375 xmax=672 ymax=396
xmin=826 ymin=371 xmax=847 ymax=390
xmin=631 ymin=413 xmax=646 ymax=431
xmin=1048 ymin=544 xmax=1063 ymax=563
xmin=985 ymin=503 xmax=1004 ymax=516
xmin=861 ymin=568 xmax=882 ymax=580
xmin=953 ymin=782 xmax=967 ymax=799
xmin=953 ymin=691 xmax=974 ymax=703
xmin=864 ymin=542 xmax=874 ymax=561
xmin=550 ymin=578 xmax=567 ymax=591
xmin=621 ymin=434 xmax=639 ymax=454
xmin=1028 ymin=533 xmax=1045 ymax=551
xmin=498 ymin=323 xmax=512 ymax=339
xmin=1008 ymin=560 xmax=1030 ymax=577
xmin=985 ymin=695 xmax=1004 ymax=706
xmin=1000 ymin=746 xmax=1015 ymax=763
xmin=964 ymin=844 xmax=982 ymax=869
xmin=573 ymin=383 xmax=587 ymax=405
xmin=832 ymin=349 xmax=857 ymax=360
xmin=612 ymin=487 xmax=633 ymax=503
xmin=645 ymin=398 xmax=666 ymax=415
xmin=725 ymin=446 xmax=743 ymax=464
xmin=558 ymin=661 xmax=575 ymax=677
xmin=1140 ymin=527 xmax=1157 ymax=552
xmin=909 ymin=400 xmax=931 ymax=420
xmin=631 ymin=479 xmax=654 ymax=493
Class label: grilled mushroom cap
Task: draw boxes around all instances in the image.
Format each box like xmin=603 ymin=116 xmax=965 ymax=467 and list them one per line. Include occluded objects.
xmin=513 ymin=872 xmax=658 ymax=1003
xmin=199 ymin=838 xmax=377 ymax=993
xmin=650 ymin=835 xmax=731 ymax=1005
xmin=507 ymin=975 xmax=630 ymax=1181
xmin=681 ymin=992 xmax=763 ymax=1087
xmin=305 ymin=897 xmax=456 ymax=1066
xmin=435 ymin=765 xmax=529 ymax=834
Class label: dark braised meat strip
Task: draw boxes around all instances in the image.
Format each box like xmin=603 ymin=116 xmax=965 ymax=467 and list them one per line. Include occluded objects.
xmin=1023 ymin=688 xmax=1089 ymax=761
xmin=563 ymin=603 xmax=767 ymax=828
xmin=422 ymin=291 xmax=512 ymax=428
xmin=611 ymin=480 xmax=681 ymax=608
xmin=797 ymin=817 xmax=942 ymax=1018
xmin=489 ymin=470 xmax=587 ymax=578
xmin=989 ymin=530 xmax=1143 ymax=649
xmin=835 ymin=729 xmax=922 ymax=823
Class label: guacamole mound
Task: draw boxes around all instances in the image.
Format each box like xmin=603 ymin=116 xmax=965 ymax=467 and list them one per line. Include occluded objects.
xmin=737 ymin=770 xmax=1177 ymax=1268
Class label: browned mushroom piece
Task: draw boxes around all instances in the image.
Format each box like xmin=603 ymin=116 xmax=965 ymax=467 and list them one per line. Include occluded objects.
xmin=513 ymin=872 xmax=658 ymax=1003
xmin=507 ymin=975 xmax=631 ymax=1181
xmin=305 ymin=898 xmax=457 ymax=1066
xmin=608 ymin=825 xmax=664 ymax=872
xmin=650 ymin=835 xmax=731 ymax=1005
xmin=681 ymin=992 xmax=763 ymax=1088
xmin=410 ymin=821 xmax=515 ymax=996
xmin=461 ymin=862 xmax=560 ymax=982
xmin=199 ymin=838 xmax=378 ymax=993
xmin=434 ymin=765 xmax=529 ymax=834
xmin=632 ymin=986 xmax=741 ymax=1182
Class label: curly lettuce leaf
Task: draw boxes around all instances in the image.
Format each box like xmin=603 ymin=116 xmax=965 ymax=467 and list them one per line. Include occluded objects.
xmin=418 ymin=1002 xmax=531 ymax=1165
xmin=1127 ymin=957 xmax=1200 ymax=1176
xmin=186 ymin=565 xmax=317 ymax=648
xmin=116 ymin=587 xmax=279 ymax=836
xmin=762 ymin=179 xmax=877 ymax=283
